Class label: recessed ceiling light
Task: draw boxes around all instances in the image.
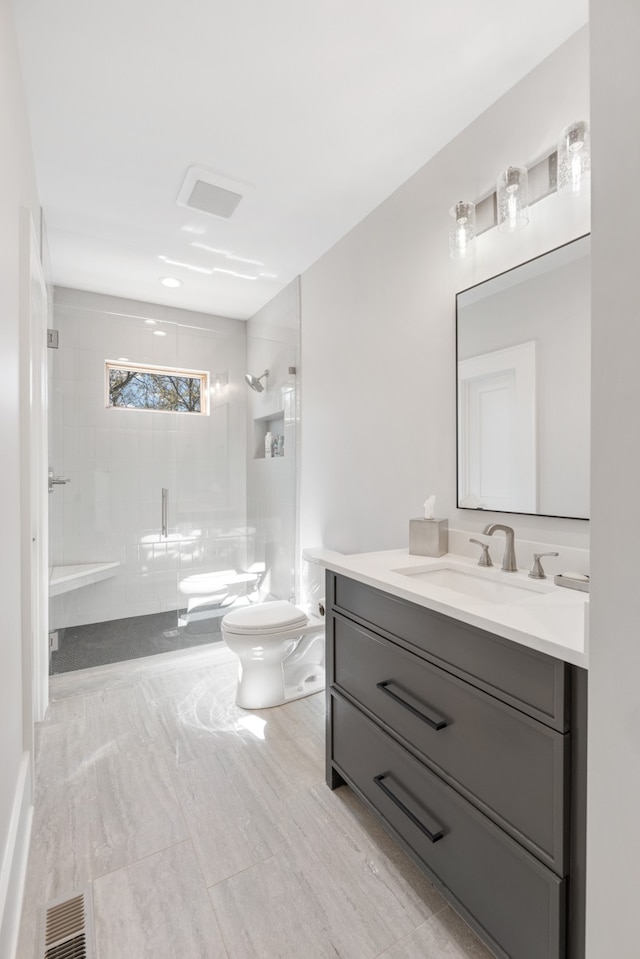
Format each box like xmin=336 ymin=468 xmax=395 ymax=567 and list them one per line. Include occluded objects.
xmin=160 ymin=276 xmax=183 ymax=288
xmin=153 ymin=330 xmax=167 ymax=337
xmin=144 ymin=319 xmax=157 ymax=326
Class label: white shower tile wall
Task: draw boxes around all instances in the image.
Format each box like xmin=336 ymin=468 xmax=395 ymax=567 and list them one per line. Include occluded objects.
xmin=245 ymin=279 xmax=300 ymax=604
xmin=49 ymin=288 xmax=248 ymax=629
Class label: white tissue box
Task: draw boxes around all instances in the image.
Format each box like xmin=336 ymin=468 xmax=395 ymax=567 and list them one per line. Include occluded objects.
xmin=409 ymin=518 xmax=448 ymax=557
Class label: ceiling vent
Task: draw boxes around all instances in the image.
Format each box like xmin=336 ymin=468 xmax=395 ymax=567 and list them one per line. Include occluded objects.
xmin=176 ymin=166 xmax=251 ymax=219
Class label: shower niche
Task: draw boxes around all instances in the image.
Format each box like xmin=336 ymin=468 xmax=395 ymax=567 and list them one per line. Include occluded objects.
xmin=253 ymin=411 xmax=286 ymax=459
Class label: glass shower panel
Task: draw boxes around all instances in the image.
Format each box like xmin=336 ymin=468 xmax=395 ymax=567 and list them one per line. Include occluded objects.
xmin=245 ymin=329 xmax=298 ymax=606
xmin=47 ymin=294 xmax=248 ymax=672
xmin=173 ymin=320 xmax=251 ymax=638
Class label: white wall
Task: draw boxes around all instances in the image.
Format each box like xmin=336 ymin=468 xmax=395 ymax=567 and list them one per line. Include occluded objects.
xmin=300 ymin=27 xmax=590 ymax=558
xmin=0 ymin=0 xmax=40 ymax=954
xmin=587 ymin=3 xmax=640 ymax=956
xmin=50 ymin=287 xmax=247 ymax=627
xmin=246 ymin=278 xmax=300 ymax=602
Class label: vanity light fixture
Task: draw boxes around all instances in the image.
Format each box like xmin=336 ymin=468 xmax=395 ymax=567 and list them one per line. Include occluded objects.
xmin=448 ymin=118 xmax=589 ymax=255
xmin=497 ymin=166 xmax=529 ymax=232
xmin=449 ymin=201 xmax=476 ymax=260
xmin=557 ymin=120 xmax=591 ymax=196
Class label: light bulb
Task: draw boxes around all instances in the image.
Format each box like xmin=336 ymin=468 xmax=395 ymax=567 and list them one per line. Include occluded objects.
xmin=449 ymin=201 xmax=476 ymax=260
xmin=497 ymin=166 xmax=529 ymax=232
xmin=558 ymin=120 xmax=590 ymax=196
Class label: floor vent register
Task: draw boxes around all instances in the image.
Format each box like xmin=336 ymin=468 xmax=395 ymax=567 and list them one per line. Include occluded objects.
xmin=41 ymin=889 xmax=94 ymax=959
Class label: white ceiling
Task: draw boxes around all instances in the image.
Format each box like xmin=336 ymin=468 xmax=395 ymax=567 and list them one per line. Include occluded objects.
xmin=13 ymin=0 xmax=588 ymax=320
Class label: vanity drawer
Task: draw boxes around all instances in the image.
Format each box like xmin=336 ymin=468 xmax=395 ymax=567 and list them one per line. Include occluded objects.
xmin=332 ymin=614 xmax=568 ymax=873
xmin=330 ymin=573 xmax=569 ymax=731
xmin=331 ymin=693 xmax=565 ymax=959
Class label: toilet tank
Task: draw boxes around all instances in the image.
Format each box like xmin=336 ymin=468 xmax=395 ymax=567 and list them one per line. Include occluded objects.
xmin=300 ymin=548 xmax=327 ymax=616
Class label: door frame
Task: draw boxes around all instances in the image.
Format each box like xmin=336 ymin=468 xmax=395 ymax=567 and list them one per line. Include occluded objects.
xmin=19 ymin=208 xmax=49 ymax=752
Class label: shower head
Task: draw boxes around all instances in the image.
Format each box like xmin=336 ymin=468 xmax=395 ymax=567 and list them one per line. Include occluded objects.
xmin=244 ymin=370 xmax=269 ymax=392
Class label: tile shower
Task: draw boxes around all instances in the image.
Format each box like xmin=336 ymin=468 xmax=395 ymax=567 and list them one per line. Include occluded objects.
xmin=48 ymin=283 xmax=299 ymax=671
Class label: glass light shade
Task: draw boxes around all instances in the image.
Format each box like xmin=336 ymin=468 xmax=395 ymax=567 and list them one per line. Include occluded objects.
xmin=449 ymin=201 xmax=476 ymax=260
xmin=557 ymin=120 xmax=591 ymax=196
xmin=497 ymin=166 xmax=529 ymax=232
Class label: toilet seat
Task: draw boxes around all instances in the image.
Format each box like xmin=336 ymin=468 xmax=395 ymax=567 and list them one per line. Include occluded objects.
xmin=222 ymin=600 xmax=309 ymax=635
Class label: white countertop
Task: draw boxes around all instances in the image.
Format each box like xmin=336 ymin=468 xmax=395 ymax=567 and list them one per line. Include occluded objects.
xmin=313 ymin=548 xmax=588 ymax=668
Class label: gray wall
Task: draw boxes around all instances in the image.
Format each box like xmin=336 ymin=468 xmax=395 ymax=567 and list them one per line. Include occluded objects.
xmin=587 ymin=2 xmax=640 ymax=956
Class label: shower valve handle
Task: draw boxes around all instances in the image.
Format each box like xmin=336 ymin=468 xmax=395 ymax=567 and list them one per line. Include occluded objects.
xmin=48 ymin=467 xmax=71 ymax=493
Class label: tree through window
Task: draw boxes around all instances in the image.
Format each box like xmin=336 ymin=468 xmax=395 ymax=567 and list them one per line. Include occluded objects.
xmin=106 ymin=362 xmax=209 ymax=414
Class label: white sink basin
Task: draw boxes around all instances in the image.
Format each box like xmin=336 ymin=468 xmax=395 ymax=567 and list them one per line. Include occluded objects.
xmin=392 ymin=565 xmax=555 ymax=604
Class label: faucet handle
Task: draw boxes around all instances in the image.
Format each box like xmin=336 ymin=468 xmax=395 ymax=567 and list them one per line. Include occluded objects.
xmin=529 ymin=552 xmax=559 ymax=580
xmin=469 ymin=538 xmax=493 ymax=568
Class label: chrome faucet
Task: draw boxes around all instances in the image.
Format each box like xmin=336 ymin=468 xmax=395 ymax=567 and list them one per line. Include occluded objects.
xmin=469 ymin=538 xmax=492 ymax=567
xmin=482 ymin=524 xmax=517 ymax=572
xmin=529 ymin=551 xmax=559 ymax=580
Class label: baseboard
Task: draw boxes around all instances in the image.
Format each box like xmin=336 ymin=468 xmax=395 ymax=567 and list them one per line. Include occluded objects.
xmin=0 ymin=753 xmax=33 ymax=959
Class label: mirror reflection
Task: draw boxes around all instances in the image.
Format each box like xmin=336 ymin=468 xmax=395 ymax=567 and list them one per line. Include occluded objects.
xmin=456 ymin=235 xmax=590 ymax=519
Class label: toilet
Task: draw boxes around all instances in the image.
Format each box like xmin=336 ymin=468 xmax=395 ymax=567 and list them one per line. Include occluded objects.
xmin=221 ymin=550 xmax=326 ymax=709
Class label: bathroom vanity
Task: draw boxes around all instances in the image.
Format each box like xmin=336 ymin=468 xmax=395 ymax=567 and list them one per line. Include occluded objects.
xmin=321 ymin=550 xmax=587 ymax=959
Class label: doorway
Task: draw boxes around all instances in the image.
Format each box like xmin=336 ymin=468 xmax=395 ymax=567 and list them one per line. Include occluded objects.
xmin=47 ymin=292 xmax=256 ymax=673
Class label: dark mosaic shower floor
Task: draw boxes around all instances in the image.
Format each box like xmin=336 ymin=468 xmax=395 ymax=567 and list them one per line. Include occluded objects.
xmin=49 ymin=608 xmax=224 ymax=674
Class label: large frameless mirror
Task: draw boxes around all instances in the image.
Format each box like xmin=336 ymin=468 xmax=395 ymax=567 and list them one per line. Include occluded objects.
xmin=456 ymin=234 xmax=590 ymax=520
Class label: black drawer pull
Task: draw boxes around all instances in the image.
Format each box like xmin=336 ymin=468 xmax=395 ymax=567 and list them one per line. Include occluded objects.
xmin=374 ymin=774 xmax=444 ymax=843
xmin=376 ymin=681 xmax=448 ymax=730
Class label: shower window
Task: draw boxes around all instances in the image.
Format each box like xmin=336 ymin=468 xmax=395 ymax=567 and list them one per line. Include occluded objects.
xmin=105 ymin=361 xmax=209 ymax=414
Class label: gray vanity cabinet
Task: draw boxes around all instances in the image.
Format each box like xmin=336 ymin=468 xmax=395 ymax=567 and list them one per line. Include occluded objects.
xmin=325 ymin=573 xmax=587 ymax=959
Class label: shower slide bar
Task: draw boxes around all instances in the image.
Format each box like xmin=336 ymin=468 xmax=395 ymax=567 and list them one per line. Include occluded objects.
xmin=162 ymin=488 xmax=168 ymax=538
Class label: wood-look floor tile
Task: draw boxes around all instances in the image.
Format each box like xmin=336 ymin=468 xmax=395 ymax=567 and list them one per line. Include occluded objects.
xmin=16 ymin=806 xmax=93 ymax=959
xmin=92 ymin=840 xmax=228 ymax=959
xmin=83 ymin=684 xmax=164 ymax=753
xmin=22 ymin=645 xmax=491 ymax=959
xmin=31 ymin=721 xmax=188 ymax=888
xmin=28 ymin=715 xmax=96 ymax=900
xmin=284 ymin=784 xmax=446 ymax=933
xmin=42 ymin=694 xmax=87 ymax=726
xmin=209 ymin=784 xmax=446 ymax=959
xmin=376 ymin=906 xmax=495 ymax=958
xmin=172 ymin=748 xmax=288 ymax=886
xmin=251 ymin=698 xmax=325 ymax=792
xmin=48 ymin=643 xmax=233 ymax=701
xmin=89 ymin=742 xmax=188 ymax=877
xmin=209 ymin=852 xmax=346 ymax=959
xmin=152 ymin=668 xmax=263 ymax=765
xmin=172 ymin=692 xmax=325 ymax=886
